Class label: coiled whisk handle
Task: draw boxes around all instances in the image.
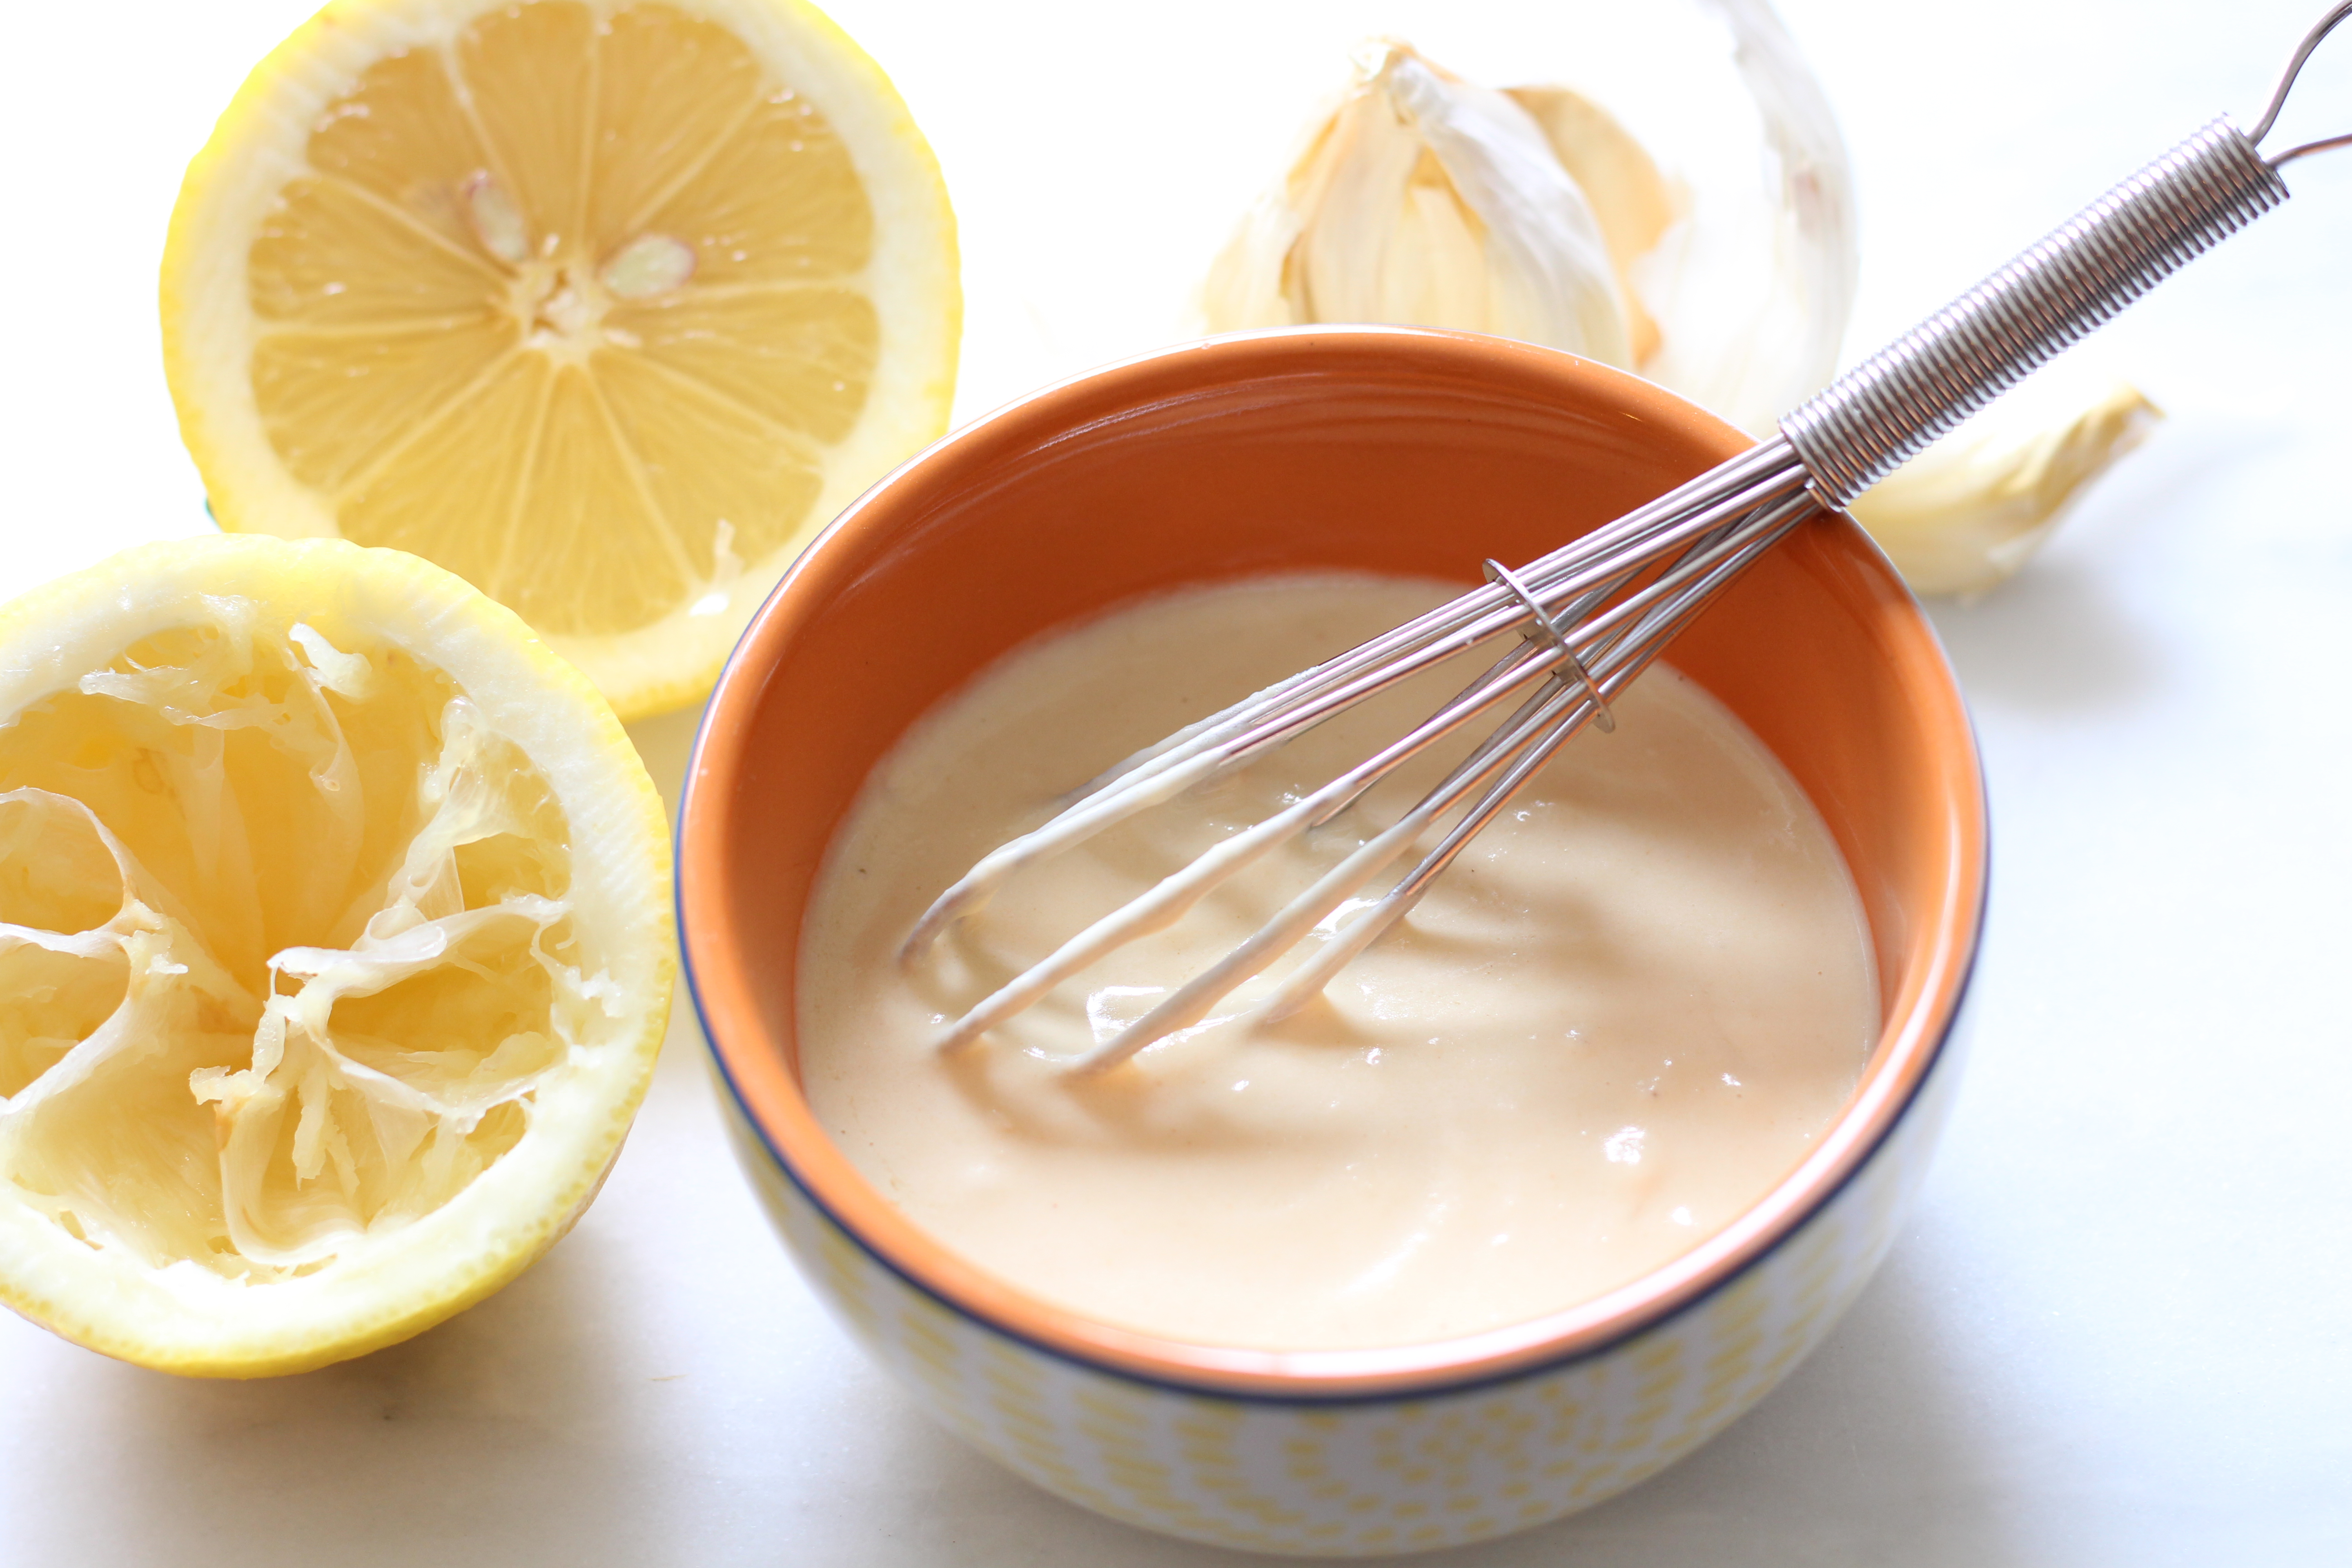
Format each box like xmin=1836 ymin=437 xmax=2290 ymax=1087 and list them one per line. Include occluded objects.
xmin=1780 ymin=118 xmax=2290 ymax=508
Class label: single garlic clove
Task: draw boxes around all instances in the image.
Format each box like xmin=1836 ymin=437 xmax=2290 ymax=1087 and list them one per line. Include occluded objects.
xmin=1201 ymin=40 xmax=1631 ymax=369
xmin=1847 ymin=380 xmax=2164 ymax=598
xmin=1504 ymin=86 xmax=1678 ymax=364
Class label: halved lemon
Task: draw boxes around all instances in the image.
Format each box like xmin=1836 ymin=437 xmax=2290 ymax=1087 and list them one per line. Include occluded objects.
xmin=0 ymin=534 xmax=671 ymax=1376
xmin=162 ymin=0 xmax=960 ymax=720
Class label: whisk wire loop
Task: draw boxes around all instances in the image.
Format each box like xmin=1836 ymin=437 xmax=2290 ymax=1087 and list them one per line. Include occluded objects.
xmin=1482 ymin=557 xmax=1616 ymax=733
xmin=899 ymin=443 xmax=1811 ymax=965
xmin=1050 ymin=479 xmax=1821 ymax=1069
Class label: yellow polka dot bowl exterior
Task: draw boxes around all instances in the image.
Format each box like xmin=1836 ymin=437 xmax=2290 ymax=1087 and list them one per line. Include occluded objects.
xmin=679 ymin=328 xmax=1987 ymax=1555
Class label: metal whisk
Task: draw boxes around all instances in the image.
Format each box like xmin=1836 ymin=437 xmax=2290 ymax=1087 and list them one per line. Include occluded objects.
xmin=906 ymin=2 xmax=2352 ymax=1072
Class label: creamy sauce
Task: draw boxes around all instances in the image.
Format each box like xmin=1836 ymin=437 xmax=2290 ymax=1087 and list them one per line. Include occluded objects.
xmin=799 ymin=574 xmax=1876 ymax=1350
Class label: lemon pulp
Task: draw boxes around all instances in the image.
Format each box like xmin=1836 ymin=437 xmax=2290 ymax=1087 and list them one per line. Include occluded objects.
xmin=167 ymin=0 xmax=959 ymax=717
xmin=0 ymin=537 xmax=671 ymax=1374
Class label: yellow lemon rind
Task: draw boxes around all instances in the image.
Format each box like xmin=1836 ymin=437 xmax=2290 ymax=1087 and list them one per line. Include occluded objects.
xmin=0 ymin=534 xmax=673 ymax=1377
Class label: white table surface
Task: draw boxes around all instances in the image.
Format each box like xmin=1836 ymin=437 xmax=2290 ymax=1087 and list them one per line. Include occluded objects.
xmin=3 ymin=0 xmax=2348 ymax=1563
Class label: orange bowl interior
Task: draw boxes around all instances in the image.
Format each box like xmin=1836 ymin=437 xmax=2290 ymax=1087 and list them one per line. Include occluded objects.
xmin=681 ymin=327 xmax=1986 ymax=1397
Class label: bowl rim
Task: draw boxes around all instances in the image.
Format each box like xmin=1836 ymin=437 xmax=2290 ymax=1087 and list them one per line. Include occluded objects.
xmin=678 ymin=324 xmax=1989 ymax=1401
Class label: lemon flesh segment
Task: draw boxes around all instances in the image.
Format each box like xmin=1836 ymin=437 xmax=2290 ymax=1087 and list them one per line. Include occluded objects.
xmin=0 ymin=536 xmax=671 ymax=1376
xmin=165 ymin=0 xmax=960 ymax=719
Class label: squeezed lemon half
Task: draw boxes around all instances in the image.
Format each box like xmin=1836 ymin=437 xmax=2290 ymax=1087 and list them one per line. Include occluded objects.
xmin=0 ymin=535 xmax=671 ymax=1376
xmin=162 ymin=0 xmax=960 ymax=719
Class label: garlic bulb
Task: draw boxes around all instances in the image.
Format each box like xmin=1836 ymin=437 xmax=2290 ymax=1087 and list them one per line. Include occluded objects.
xmin=1201 ymin=4 xmax=2152 ymax=598
xmin=1202 ymin=40 xmax=1633 ymax=367
xmin=1200 ymin=1 xmax=1855 ymax=438
xmin=1846 ymin=381 xmax=2164 ymax=598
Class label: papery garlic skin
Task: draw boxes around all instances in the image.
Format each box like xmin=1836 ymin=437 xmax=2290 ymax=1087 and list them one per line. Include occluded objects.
xmin=1633 ymin=0 xmax=1857 ymax=436
xmin=1202 ymin=42 xmax=1632 ymax=368
xmin=1847 ymin=382 xmax=2164 ymax=598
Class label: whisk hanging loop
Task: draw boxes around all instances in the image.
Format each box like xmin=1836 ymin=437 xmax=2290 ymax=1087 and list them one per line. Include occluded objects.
xmin=2250 ymin=0 xmax=2352 ymax=162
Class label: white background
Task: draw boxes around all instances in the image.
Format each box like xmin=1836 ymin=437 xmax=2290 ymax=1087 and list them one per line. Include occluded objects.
xmin=1 ymin=0 xmax=2348 ymax=1563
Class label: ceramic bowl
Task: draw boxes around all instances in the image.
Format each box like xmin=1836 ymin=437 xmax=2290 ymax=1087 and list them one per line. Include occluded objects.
xmin=678 ymin=327 xmax=1986 ymax=1556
